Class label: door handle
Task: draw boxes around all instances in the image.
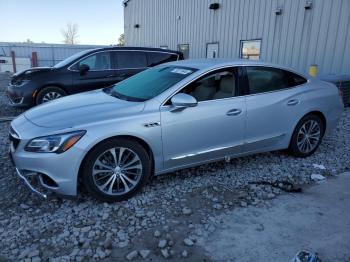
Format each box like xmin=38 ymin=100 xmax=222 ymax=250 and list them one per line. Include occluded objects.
xmin=287 ymin=99 xmax=300 ymax=106
xmin=105 ymin=74 xmax=115 ymax=78
xmin=226 ymin=109 xmax=242 ymax=116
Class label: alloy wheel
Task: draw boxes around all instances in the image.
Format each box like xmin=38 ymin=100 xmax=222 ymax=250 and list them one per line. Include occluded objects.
xmin=42 ymin=92 xmax=62 ymax=102
xmin=92 ymin=147 xmax=143 ymax=196
xmin=296 ymin=120 xmax=321 ymax=154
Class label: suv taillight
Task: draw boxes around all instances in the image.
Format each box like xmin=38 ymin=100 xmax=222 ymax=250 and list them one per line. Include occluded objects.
xmin=338 ymin=86 xmax=344 ymax=99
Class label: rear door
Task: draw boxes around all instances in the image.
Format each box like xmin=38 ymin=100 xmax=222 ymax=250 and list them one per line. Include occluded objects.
xmin=242 ymin=66 xmax=308 ymax=153
xmin=71 ymin=51 xmax=117 ymax=93
xmin=115 ymin=51 xmax=148 ymax=81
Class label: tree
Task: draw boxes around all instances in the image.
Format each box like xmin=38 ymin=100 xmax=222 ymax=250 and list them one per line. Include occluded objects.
xmin=61 ymin=22 xmax=79 ymax=44
xmin=117 ymin=33 xmax=125 ymax=46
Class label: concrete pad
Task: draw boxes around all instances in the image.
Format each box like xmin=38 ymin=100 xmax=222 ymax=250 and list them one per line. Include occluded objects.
xmin=199 ymin=172 xmax=350 ymax=261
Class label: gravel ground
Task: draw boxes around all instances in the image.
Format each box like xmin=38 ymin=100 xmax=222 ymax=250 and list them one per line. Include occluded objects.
xmin=0 ymin=73 xmax=349 ymax=261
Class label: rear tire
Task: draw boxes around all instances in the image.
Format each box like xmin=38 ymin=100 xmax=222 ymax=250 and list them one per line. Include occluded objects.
xmin=81 ymin=138 xmax=152 ymax=202
xmin=36 ymin=86 xmax=67 ymax=105
xmin=289 ymin=114 xmax=324 ymax=157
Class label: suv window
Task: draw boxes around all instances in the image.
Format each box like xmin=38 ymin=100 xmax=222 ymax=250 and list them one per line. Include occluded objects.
xmin=147 ymin=52 xmax=178 ymax=67
xmin=117 ymin=51 xmax=147 ymax=69
xmin=181 ymin=68 xmax=237 ymax=102
xmin=246 ymin=66 xmax=289 ymax=94
xmin=78 ymin=52 xmax=112 ymax=70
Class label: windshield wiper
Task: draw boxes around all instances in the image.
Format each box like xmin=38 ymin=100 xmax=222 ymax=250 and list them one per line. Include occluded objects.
xmin=110 ymin=90 xmax=146 ymax=102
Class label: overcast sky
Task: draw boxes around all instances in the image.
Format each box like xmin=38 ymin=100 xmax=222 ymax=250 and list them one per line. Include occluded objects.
xmin=0 ymin=0 xmax=124 ymax=45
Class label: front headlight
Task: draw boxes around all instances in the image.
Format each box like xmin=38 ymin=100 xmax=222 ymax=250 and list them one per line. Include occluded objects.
xmin=25 ymin=131 xmax=86 ymax=153
xmin=11 ymin=79 xmax=30 ymax=87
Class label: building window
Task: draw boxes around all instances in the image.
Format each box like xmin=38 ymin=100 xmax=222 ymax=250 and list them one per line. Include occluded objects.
xmin=178 ymin=44 xmax=189 ymax=59
xmin=240 ymin=40 xmax=261 ymax=60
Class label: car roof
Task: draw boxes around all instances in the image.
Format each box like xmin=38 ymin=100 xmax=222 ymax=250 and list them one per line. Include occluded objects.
xmin=86 ymin=46 xmax=181 ymax=55
xmin=164 ymin=58 xmax=307 ymax=77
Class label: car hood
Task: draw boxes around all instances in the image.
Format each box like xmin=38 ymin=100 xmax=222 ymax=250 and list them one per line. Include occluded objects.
xmin=24 ymin=90 xmax=145 ymax=128
xmin=13 ymin=67 xmax=53 ymax=79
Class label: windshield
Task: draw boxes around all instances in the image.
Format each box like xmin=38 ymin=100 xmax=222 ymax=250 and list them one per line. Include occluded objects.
xmin=109 ymin=66 xmax=197 ymax=101
xmin=53 ymin=49 xmax=93 ymax=68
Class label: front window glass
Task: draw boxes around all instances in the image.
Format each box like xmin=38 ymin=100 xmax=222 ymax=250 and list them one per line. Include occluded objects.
xmin=181 ymin=69 xmax=236 ymax=101
xmin=79 ymin=52 xmax=111 ymax=70
xmin=53 ymin=49 xmax=92 ymax=68
xmin=109 ymin=66 xmax=197 ymax=101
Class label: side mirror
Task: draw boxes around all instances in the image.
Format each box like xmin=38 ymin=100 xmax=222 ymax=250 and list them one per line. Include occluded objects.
xmin=170 ymin=93 xmax=197 ymax=111
xmin=79 ymin=64 xmax=90 ymax=75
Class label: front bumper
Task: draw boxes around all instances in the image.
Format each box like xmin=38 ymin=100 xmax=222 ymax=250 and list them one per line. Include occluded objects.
xmin=15 ymin=168 xmax=48 ymax=199
xmin=6 ymin=82 xmax=36 ymax=107
xmin=9 ymin=116 xmax=87 ymax=197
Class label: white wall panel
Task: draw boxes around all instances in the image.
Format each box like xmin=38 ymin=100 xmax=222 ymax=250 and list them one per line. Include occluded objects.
xmin=124 ymin=0 xmax=350 ymax=75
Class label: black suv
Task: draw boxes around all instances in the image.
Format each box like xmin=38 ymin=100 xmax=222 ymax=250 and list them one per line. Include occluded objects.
xmin=7 ymin=47 xmax=183 ymax=107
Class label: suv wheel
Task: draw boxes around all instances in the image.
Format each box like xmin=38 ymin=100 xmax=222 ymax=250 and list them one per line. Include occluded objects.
xmin=289 ymin=114 xmax=324 ymax=157
xmin=36 ymin=86 xmax=67 ymax=105
xmin=81 ymin=138 xmax=152 ymax=202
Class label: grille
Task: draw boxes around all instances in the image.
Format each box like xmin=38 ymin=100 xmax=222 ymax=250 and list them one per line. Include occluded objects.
xmin=9 ymin=126 xmax=20 ymax=150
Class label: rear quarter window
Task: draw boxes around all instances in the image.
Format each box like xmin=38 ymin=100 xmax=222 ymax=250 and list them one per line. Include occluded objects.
xmin=287 ymin=72 xmax=308 ymax=87
xmin=147 ymin=52 xmax=178 ymax=67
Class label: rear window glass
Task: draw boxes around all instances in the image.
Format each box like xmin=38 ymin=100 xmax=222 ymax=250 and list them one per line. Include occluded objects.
xmin=147 ymin=52 xmax=178 ymax=67
xmin=247 ymin=67 xmax=289 ymax=94
xmin=117 ymin=51 xmax=147 ymax=69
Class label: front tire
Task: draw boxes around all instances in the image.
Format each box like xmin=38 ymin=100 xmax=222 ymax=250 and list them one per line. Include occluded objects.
xmin=81 ymin=138 xmax=152 ymax=202
xmin=289 ymin=114 xmax=324 ymax=157
xmin=36 ymin=86 xmax=67 ymax=105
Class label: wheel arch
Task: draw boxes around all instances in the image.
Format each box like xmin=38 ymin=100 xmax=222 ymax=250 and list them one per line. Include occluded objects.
xmin=77 ymin=135 xmax=155 ymax=189
xmin=33 ymin=84 xmax=69 ymax=100
xmin=302 ymin=111 xmax=327 ymax=134
xmin=289 ymin=110 xmax=327 ymax=148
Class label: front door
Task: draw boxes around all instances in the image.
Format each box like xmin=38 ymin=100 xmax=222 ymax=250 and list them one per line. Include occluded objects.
xmin=160 ymin=67 xmax=246 ymax=170
xmin=72 ymin=51 xmax=117 ymax=94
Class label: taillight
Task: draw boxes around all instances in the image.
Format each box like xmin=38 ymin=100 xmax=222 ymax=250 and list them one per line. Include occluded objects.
xmin=338 ymin=87 xmax=344 ymax=99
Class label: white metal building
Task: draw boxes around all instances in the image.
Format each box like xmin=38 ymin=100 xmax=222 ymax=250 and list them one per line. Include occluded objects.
xmin=123 ymin=0 xmax=350 ymax=75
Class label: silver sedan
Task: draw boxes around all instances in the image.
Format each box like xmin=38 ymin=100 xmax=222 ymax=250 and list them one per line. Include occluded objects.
xmin=9 ymin=59 xmax=344 ymax=202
